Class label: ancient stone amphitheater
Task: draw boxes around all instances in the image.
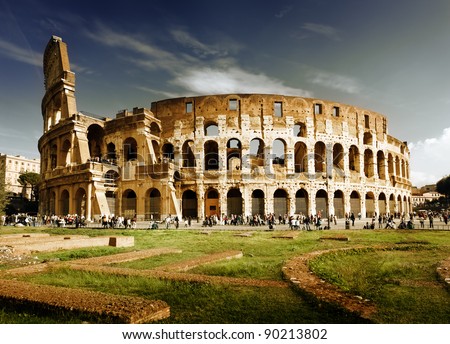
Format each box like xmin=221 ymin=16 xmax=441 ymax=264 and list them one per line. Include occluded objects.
xmin=38 ymin=36 xmax=411 ymax=223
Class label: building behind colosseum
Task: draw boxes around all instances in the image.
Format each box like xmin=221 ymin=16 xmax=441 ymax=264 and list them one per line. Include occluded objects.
xmin=38 ymin=36 xmax=412 ymax=222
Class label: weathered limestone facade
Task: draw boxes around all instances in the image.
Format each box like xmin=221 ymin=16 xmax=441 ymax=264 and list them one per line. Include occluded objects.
xmin=39 ymin=36 xmax=411 ymax=222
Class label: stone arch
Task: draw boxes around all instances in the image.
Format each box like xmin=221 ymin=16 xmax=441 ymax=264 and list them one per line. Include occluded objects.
xmin=350 ymin=191 xmax=361 ymax=216
xmin=61 ymin=139 xmax=71 ymax=166
xmin=274 ymin=189 xmax=288 ymax=216
xmin=182 ymin=190 xmax=198 ymax=219
xmin=333 ymin=143 xmax=344 ymax=174
xmin=227 ymin=188 xmax=243 ymax=216
xmin=162 ymin=143 xmax=174 ymax=160
xmin=182 ymin=140 xmax=196 ymax=167
xmin=60 ymin=189 xmax=70 ymax=215
xmin=333 ymin=190 xmax=344 ymax=218
xmin=150 ymin=122 xmax=161 ymax=136
xmin=315 ymin=141 xmax=326 ymax=173
xmin=295 ymin=189 xmax=308 ymax=215
xmin=122 ymin=189 xmax=137 ymax=218
xmin=145 ymin=188 xmax=161 ymax=220
xmin=364 ymin=149 xmax=374 ymax=178
xmin=205 ymin=188 xmax=219 ymax=217
xmin=349 ymin=145 xmax=360 ymax=172
xmin=293 ymin=122 xmax=307 ymax=137
xmin=294 ymin=142 xmax=308 ymax=173
xmin=315 ymin=189 xmax=328 ymax=218
xmin=106 ymin=142 xmax=117 ymax=162
xmin=366 ymin=192 xmax=375 ymax=218
xmin=204 ymin=140 xmax=219 ymax=170
xmin=377 ymin=151 xmax=386 ymax=180
xmin=272 ymin=139 xmax=286 ymax=165
xmin=123 ymin=137 xmax=138 ymax=162
xmin=251 ymin=189 xmax=265 ymax=215
xmin=75 ymin=188 xmax=86 ymax=217
xmin=363 ymin=132 xmax=373 ymax=145
xmin=378 ymin=192 xmax=387 ymax=216
xmin=87 ymin=124 xmax=105 ymax=160
xmin=389 ymin=194 xmax=396 ymax=215
xmin=227 ymin=138 xmax=242 ymax=170
xmin=204 ymin=122 xmax=218 ymax=136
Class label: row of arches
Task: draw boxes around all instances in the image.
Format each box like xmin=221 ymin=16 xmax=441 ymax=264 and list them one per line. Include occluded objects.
xmin=117 ymin=187 xmax=411 ymax=220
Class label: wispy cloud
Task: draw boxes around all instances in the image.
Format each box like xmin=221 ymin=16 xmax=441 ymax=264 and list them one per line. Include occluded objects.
xmin=0 ymin=38 xmax=41 ymax=67
xmin=409 ymin=127 xmax=450 ymax=186
xmin=301 ymin=22 xmax=341 ymax=41
xmin=275 ymin=6 xmax=294 ymax=19
xmin=171 ymin=67 xmax=312 ymax=97
xmin=86 ymin=24 xmax=312 ymax=97
xmin=307 ymin=69 xmax=362 ymax=94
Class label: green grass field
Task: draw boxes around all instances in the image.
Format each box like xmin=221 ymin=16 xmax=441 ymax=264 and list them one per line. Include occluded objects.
xmin=0 ymin=226 xmax=449 ymax=323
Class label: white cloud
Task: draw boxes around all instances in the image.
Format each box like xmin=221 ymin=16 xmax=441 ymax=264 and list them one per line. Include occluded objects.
xmin=88 ymin=24 xmax=312 ymax=98
xmin=409 ymin=127 xmax=450 ymax=186
xmin=171 ymin=67 xmax=313 ymax=97
xmin=302 ymin=23 xmax=341 ymax=41
xmin=0 ymin=38 xmax=41 ymax=67
xmin=308 ymin=69 xmax=362 ymax=94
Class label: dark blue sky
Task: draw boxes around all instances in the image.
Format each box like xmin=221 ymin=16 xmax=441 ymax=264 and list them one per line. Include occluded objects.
xmin=1 ymin=0 xmax=450 ymax=186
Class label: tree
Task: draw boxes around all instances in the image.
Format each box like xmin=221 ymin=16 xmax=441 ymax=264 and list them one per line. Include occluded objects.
xmin=0 ymin=176 xmax=6 ymax=215
xmin=436 ymin=175 xmax=450 ymax=209
xmin=18 ymin=172 xmax=41 ymax=202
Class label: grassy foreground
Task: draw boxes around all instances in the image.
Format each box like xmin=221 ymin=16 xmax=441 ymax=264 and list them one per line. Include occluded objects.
xmin=0 ymin=226 xmax=449 ymax=323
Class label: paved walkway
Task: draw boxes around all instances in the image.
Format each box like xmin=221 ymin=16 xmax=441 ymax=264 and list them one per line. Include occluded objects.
xmin=81 ymin=217 xmax=450 ymax=231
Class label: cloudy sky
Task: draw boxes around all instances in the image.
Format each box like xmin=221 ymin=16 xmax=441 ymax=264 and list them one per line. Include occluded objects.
xmin=0 ymin=0 xmax=449 ymax=187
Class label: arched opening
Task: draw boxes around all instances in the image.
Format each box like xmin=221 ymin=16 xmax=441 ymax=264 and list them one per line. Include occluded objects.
xmin=388 ymin=153 xmax=394 ymax=176
xmin=182 ymin=140 xmax=196 ymax=167
xmin=50 ymin=144 xmax=57 ymax=169
xmin=377 ymin=151 xmax=386 ymax=180
xmin=395 ymin=156 xmax=401 ymax=177
xmin=162 ymin=143 xmax=174 ymax=161
xmin=274 ymin=189 xmax=288 ymax=216
xmin=397 ymin=194 xmax=403 ymax=215
xmin=227 ymin=138 xmax=242 ymax=170
xmin=204 ymin=140 xmax=219 ymax=170
xmin=314 ymin=142 xmax=326 ymax=173
xmin=389 ymin=194 xmax=396 ymax=214
xmin=272 ymin=139 xmax=286 ymax=166
xmin=87 ymin=124 xmax=105 ymax=160
xmin=123 ymin=137 xmax=138 ymax=162
xmin=205 ymin=188 xmax=219 ymax=217
xmin=333 ymin=143 xmax=344 ymax=175
xmin=182 ymin=190 xmax=198 ymax=219
xmin=378 ymin=193 xmax=387 ymax=216
xmin=75 ymin=188 xmax=86 ymax=217
xmin=106 ymin=143 xmax=117 ymax=163
xmin=366 ymin=192 xmax=375 ymax=218
xmin=122 ymin=189 xmax=137 ymax=218
xmin=349 ymin=145 xmax=360 ymax=172
xmin=293 ymin=122 xmax=307 ymax=137
xmin=205 ymin=122 xmax=218 ymax=136
xmin=364 ymin=149 xmax=374 ymax=178
xmin=295 ymin=189 xmax=308 ymax=215
xmin=145 ymin=188 xmax=161 ymax=220
xmin=294 ymin=142 xmax=308 ymax=173
xmin=333 ymin=190 xmax=344 ymax=218
xmin=250 ymin=138 xmax=265 ymax=170
xmin=150 ymin=122 xmax=161 ymax=136
xmin=350 ymin=191 xmax=361 ymax=216
xmin=60 ymin=190 xmax=69 ymax=216
xmin=227 ymin=188 xmax=243 ymax=216
xmin=363 ymin=132 xmax=373 ymax=145
xmin=61 ymin=139 xmax=71 ymax=166
xmin=251 ymin=189 xmax=265 ymax=215
xmin=315 ymin=190 xmax=328 ymax=218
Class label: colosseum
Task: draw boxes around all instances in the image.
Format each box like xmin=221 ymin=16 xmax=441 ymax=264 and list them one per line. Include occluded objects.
xmin=38 ymin=36 xmax=412 ymax=223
